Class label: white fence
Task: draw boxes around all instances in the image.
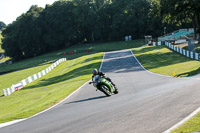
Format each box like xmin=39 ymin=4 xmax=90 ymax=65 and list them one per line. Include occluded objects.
xmin=154 ymin=42 xmax=199 ymax=61
xmin=3 ymin=58 xmax=67 ymax=96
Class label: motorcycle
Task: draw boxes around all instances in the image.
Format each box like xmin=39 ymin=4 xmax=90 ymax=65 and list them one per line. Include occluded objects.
xmin=89 ymin=75 xmax=118 ymax=96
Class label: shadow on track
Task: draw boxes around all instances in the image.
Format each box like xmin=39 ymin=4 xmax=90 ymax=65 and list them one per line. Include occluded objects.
xmin=66 ymin=96 xmax=107 ymax=104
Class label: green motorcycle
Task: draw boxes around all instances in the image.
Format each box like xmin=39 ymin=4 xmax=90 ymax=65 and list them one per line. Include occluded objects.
xmin=89 ymin=75 xmax=118 ymax=96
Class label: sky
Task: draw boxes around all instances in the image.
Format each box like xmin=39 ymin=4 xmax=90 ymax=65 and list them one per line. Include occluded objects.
xmin=0 ymin=0 xmax=57 ymax=25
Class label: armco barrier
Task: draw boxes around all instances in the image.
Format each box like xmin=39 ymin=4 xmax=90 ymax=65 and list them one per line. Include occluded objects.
xmin=157 ymin=41 xmax=200 ymax=61
xmin=3 ymin=58 xmax=67 ymax=96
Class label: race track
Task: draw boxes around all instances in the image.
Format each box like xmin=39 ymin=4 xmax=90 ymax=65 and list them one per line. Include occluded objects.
xmin=1 ymin=50 xmax=200 ymax=133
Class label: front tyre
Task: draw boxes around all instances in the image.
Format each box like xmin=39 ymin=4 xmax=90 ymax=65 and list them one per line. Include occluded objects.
xmin=101 ymin=85 xmax=112 ymax=96
xmin=114 ymin=89 xmax=119 ymax=94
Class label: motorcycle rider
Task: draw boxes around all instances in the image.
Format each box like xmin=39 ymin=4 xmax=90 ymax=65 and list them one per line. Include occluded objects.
xmin=91 ymin=68 xmax=116 ymax=87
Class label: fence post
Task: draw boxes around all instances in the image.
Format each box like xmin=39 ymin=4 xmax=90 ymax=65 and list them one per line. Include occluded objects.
xmin=3 ymin=89 xmax=7 ymax=96
xmin=183 ymin=49 xmax=186 ymax=55
xmin=190 ymin=52 xmax=194 ymax=59
xmin=180 ymin=48 xmax=183 ymax=54
xmin=177 ymin=47 xmax=179 ymax=52
xmin=195 ymin=53 xmax=199 ymax=60
xmin=186 ymin=51 xmax=190 ymax=57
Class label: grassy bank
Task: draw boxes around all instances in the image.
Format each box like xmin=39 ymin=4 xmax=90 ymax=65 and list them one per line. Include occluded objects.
xmin=0 ymin=40 xmax=144 ymax=123
xmin=133 ymin=46 xmax=200 ymax=77
xmin=133 ymin=45 xmax=200 ymax=133
xmin=0 ymin=53 xmax=103 ymax=123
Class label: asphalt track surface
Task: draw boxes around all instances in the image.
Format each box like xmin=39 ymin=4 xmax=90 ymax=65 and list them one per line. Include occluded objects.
xmin=1 ymin=50 xmax=200 ymax=133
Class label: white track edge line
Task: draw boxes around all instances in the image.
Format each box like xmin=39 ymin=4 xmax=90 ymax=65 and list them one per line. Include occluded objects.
xmin=130 ymin=50 xmax=200 ymax=80
xmin=130 ymin=49 xmax=200 ymax=132
xmin=99 ymin=53 xmax=105 ymax=71
xmin=164 ymin=107 xmax=200 ymax=133
xmin=0 ymin=53 xmax=106 ymax=129
xmin=130 ymin=50 xmax=171 ymax=78
xmin=0 ymin=81 xmax=90 ymax=129
xmin=1 ymin=50 xmax=199 ymax=131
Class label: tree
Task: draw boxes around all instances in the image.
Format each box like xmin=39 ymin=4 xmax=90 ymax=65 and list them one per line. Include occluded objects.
xmin=155 ymin=0 xmax=199 ymax=39
xmin=3 ymin=0 xmax=184 ymax=61
xmin=40 ymin=1 xmax=81 ymax=49
xmin=18 ymin=5 xmax=43 ymax=58
xmin=2 ymin=5 xmax=43 ymax=61
xmin=2 ymin=21 xmax=23 ymax=61
xmin=110 ymin=0 xmax=151 ymax=39
xmin=0 ymin=21 xmax=6 ymax=31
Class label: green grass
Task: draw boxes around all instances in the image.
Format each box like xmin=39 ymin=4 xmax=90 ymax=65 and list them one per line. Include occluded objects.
xmin=171 ymin=112 xmax=200 ymax=133
xmin=0 ymin=39 xmax=145 ymax=123
xmin=0 ymin=57 xmax=10 ymax=62
xmin=0 ymin=53 xmax=103 ymax=123
xmin=133 ymin=46 xmax=200 ymax=77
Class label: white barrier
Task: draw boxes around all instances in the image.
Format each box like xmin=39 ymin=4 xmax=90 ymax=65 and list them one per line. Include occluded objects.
xmin=183 ymin=49 xmax=186 ymax=56
xmin=180 ymin=48 xmax=183 ymax=54
xmin=195 ymin=53 xmax=199 ymax=60
xmin=3 ymin=58 xmax=67 ymax=96
xmin=162 ymin=41 xmax=200 ymax=61
xmin=187 ymin=51 xmax=189 ymax=57
xmin=125 ymin=35 xmax=132 ymax=41
xmin=190 ymin=52 xmax=194 ymax=59
xmin=177 ymin=47 xmax=179 ymax=52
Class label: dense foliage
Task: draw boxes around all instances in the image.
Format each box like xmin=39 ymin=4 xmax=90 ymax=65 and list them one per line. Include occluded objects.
xmin=0 ymin=33 xmax=2 ymax=50
xmin=153 ymin=0 xmax=200 ymax=39
xmin=1 ymin=0 xmax=194 ymax=61
xmin=0 ymin=21 xmax=6 ymax=31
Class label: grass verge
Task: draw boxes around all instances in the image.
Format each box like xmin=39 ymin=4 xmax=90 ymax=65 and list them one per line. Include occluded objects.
xmin=171 ymin=112 xmax=200 ymax=133
xmin=0 ymin=53 xmax=103 ymax=123
xmin=133 ymin=46 xmax=200 ymax=77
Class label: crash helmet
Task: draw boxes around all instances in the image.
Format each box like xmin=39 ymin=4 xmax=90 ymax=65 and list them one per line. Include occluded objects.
xmin=92 ymin=68 xmax=98 ymax=75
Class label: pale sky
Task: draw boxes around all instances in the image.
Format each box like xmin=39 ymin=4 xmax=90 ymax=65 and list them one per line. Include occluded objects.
xmin=0 ymin=0 xmax=58 ymax=25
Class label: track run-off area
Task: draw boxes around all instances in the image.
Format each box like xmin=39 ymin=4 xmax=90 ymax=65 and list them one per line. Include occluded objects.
xmin=1 ymin=50 xmax=200 ymax=133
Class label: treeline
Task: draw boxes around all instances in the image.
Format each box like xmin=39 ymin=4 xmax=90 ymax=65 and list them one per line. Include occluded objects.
xmin=0 ymin=21 xmax=6 ymax=49
xmin=1 ymin=0 xmax=194 ymax=61
xmin=0 ymin=21 xmax=6 ymax=31
xmin=153 ymin=0 xmax=200 ymax=40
